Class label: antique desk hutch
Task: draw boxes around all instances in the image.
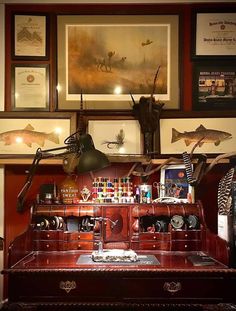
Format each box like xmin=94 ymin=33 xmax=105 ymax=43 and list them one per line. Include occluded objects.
xmin=2 ymin=199 xmax=236 ymax=310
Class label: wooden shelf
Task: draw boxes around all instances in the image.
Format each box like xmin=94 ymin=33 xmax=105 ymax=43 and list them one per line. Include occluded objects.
xmin=0 ymin=155 xmax=230 ymax=165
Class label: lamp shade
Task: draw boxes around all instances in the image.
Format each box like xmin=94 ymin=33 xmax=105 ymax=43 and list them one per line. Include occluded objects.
xmin=77 ymin=134 xmax=110 ymax=174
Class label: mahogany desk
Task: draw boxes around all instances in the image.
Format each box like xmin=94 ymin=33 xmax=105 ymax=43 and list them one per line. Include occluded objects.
xmin=2 ymin=202 xmax=236 ymax=310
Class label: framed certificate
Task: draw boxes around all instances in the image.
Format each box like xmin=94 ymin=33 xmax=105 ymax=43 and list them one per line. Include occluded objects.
xmin=12 ymin=14 xmax=49 ymax=59
xmin=192 ymin=11 xmax=236 ymax=59
xmin=11 ymin=64 xmax=49 ymax=111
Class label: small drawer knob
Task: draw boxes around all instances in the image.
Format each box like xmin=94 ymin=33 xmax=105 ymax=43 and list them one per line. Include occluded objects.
xmin=152 ymin=245 xmax=156 ymax=248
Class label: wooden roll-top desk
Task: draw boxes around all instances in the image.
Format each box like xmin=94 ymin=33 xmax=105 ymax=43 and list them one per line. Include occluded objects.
xmin=2 ymin=201 xmax=236 ymax=310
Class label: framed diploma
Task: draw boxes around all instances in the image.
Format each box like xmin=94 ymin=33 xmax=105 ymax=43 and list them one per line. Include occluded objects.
xmin=12 ymin=14 xmax=49 ymax=59
xmin=192 ymin=11 xmax=236 ymax=59
xmin=11 ymin=64 xmax=49 ymax=111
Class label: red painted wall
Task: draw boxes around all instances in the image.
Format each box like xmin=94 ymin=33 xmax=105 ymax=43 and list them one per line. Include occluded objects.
xmin=3 ymin=2 xmax=236 ymax=279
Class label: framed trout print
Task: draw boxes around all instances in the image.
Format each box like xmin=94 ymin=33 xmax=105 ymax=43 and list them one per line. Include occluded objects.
xmin=159 ymin=112 xmax=236 ymax=156
xmin=57 ymin=14 xmax=180 ymax=110
xmin=0 ymin=112 xmax=76 ymax=158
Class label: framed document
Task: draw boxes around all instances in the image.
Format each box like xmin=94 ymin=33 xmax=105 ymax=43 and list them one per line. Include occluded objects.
xmin=11 ymin=64 xmax=49 ymax=111
xmin=192 ymin=11 xmax=236 ymax=59
xmin=12 ymin=14 xmax=49 ymax=59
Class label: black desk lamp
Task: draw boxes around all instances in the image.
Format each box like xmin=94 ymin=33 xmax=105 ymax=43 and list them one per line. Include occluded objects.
xmin=17 ymin=131 xmax=110 ymax=212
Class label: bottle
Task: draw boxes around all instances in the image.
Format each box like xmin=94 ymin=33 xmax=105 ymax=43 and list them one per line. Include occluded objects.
xmin=135 ymin=186 xmax=140 ymax=203
xmin=147 ymin=191 xmax=151 ymax=204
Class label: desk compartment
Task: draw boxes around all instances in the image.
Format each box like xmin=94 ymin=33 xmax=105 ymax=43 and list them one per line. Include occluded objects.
xmin=122 ymin=276 xmax=225 ymax=302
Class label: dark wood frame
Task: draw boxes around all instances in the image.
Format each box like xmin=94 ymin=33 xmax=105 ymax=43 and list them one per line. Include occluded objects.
xmin=84 ymin=115 xmax=144 ymax=155
xmin=0 ymin=111 xmax=76 ymax=158
xmin=57 ymin=13 xmax=181 ymax=111
xmin=11 ymin=63 xmax=50 ymax=111
xmin=158 ymin=111 xmax=236 ymax=157
xmin=192 ymin=61 xmax=236 ymax=111
xmin=12 ymin=12 xmax=49 ymax=60
xmin=191 ymin=9 xmax=236 ymax=60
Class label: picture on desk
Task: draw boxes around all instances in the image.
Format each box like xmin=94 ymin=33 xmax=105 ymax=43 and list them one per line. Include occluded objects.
xmin=160 ymin=164 xmax=194 ymax=202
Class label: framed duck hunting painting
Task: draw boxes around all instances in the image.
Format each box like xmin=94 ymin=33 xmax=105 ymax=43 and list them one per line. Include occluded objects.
xmin=0 ymin=112 xmax=76 ymax=157
xmin=57 ymin=14 xmax=180 ymax=110
xmin=159 ymin=113 xmax=236 ymax=156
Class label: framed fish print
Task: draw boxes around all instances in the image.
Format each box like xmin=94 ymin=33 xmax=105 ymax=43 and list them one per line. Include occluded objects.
xmin=11 ymin=64 xmax=49 ymax=111
xmin=159 ymin=112 xmax=236 ymax=156
xmin=57 ymin=14 xmax=180 ymax=110
xmin=86 ymin=116 xmax=142 ymax=155
xmin=12 ymin=13 xmax=49 ymax=59
xmin=0 ymin=112 xmax=76 ymax=158
xmin=192 ymin=62 xmax=236 ymax=111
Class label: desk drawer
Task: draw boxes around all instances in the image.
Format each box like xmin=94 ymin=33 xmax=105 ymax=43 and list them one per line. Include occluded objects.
xmin=171 ymin=230 xmax=201 ymax=240
xmin=139 ymin=241 xmax=170 ymax=251
xmin=139 ymin=233 xmax=170 ymax=241
xmin=8 ymin=273 xmax=118 ymax=302
xmin=171 ymin=240 xmax=201 ymax=251
xmin=122 ymin=276 xmax=225 ymax=302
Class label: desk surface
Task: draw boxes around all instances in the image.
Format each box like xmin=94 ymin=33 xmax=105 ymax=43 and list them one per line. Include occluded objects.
xmin=8 ymin=250 xmax=229 ymax=272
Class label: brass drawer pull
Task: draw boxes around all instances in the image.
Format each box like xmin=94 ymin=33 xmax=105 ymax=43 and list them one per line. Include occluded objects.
xmin=163 ymin=281 xmax=182 ymax=294
xmin=59 ymin=280 xmax=76 ymax=293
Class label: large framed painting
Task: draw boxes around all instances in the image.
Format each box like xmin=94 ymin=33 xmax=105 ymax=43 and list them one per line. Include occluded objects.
xmin=0 ymin=112 xmax=76 ymax=157
xmin=57 ymin=14 xmax=180 ymax=110
xmin=159 ymin=112 xmax=236 ymax=156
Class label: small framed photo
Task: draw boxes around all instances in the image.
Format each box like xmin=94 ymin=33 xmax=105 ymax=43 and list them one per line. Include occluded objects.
xmin=86 ymin=116 xmax=143 ymax=155
xmin=192 ymin=10 xmax=236 ymax=59
xmin=11 ymin=64 xmax=49 ymax=111
xmin=12 ymin=13 xmax=49 ymax=59
xmin=192 ymin=62 xmax=236 ymax=111
xmin=160 ymin=164 xmax=194 ymax=203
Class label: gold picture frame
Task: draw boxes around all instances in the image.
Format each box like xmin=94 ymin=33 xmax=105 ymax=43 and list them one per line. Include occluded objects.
xmin=57 ymin=14 xmax=180 ymax=110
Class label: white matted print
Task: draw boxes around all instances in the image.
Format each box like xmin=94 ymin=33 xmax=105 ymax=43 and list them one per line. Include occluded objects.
xmin=160 ymin=117 xmax=235 ymax=155
xmin=0 ymin=112 xmax=76 ymax=155
xmin=88 ymin=119 xmax=142 ymax=154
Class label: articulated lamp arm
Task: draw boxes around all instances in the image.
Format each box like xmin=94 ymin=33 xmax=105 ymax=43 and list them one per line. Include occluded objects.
xmin=16 ymin=132 xmax=110 ymax=213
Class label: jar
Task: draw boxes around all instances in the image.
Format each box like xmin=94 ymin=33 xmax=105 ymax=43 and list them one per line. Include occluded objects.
xmin=59 ymin=175 xmax=79 ymax=204
xmin=139 ymin=184 xmax=152 ymax=203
